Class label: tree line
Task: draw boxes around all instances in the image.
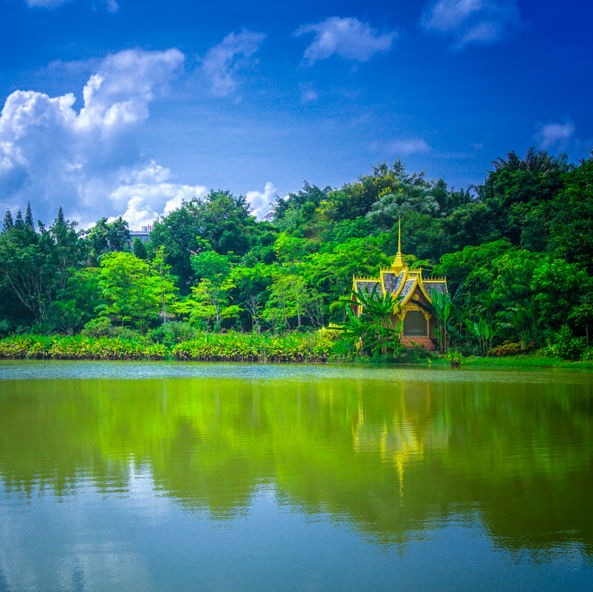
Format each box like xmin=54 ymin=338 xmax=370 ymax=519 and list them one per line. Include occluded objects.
xmin=1 ymin=148 xmax=592 ymax=359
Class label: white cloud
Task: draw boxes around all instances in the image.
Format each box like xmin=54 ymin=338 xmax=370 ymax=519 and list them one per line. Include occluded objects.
xmin=25 ymin=0 xmax=70 ymax=6
xmin=535 ymin=121 xmax=575 ymax=150
xmin=109 ymin=164 xmax=207 ymax=228
xmin=246 ymin=182 xmax=276 ymax=220
xmin=372 ymin=138 xmax=432 ymax=155
xmin=420 ymin=0 xmax=521 ymax=49
xmin=295 ymin=17 xmax=395 ymax=66
xmin=200 ymin=29 xmax=265 ymax=98
xmin=25 ymin=0 xmax=118 ymax=10
xmin=299 ymin=83 xmax=319 ymax=104
xmin=0 ymin=48 xmax=184 ymax=227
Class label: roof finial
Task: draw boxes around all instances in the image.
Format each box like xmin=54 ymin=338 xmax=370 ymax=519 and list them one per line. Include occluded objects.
xmin=398 ymin=216 xmax=401 ymax=253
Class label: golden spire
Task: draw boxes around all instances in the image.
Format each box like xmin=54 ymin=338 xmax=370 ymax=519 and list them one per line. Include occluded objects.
xmin=391 ymin=216 xmax=407 ymax=275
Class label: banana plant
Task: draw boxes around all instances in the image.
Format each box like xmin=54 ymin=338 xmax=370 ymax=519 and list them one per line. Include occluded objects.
xmin=338 ymin=284 xmax=404 ymax=357
xmin=465 ymin=317 xmax=503 ymax=356
xmin=430 ymin=288 xmax=457 ymax=354
xmin=505 ymin=295 xmax=540 ymax=349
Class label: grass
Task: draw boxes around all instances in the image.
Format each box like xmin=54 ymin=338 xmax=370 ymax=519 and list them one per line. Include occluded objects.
xmin=462 ymin=354 xmax=593 ymax=370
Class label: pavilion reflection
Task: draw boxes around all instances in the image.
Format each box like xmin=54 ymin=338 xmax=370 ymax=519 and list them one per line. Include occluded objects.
xmin=0 ymin=372 xmax=592 ymax=558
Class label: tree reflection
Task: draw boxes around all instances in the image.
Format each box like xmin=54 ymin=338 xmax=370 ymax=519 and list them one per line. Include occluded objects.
xmin=0 ymin=371 xmax=592 ymax=559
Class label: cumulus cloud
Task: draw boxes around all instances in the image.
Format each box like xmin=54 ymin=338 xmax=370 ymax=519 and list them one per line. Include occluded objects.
xmin=0 ymin=48 xmax=185 ymax=227
xmin=535 ymin=121 xmax=575 ymax=150
xmin=109 ymin=163 xmax=207 ymax=229
xmin=372 ymin=138 xmax=432 ymax=155
xmin=246 ymin=182 xmax=276 ymax=220
xmin=420 ymin=0 xmax=521 ymax=49
xmin=295 ymin=17 xmax=395 ymax=66
xmin=200 ymin=29 xmax=265 ymax=98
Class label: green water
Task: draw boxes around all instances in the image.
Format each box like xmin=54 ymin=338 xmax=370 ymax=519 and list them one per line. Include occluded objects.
xmin=0 ymin=361 xmax=592 ymax=591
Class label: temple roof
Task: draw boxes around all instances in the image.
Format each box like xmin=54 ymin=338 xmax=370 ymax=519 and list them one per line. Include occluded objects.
xmin=352 ymin=248 xmax=447 ymax=311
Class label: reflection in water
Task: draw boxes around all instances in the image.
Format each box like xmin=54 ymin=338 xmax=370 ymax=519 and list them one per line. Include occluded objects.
xmin=0 ymin=362 xmax=592 ymax=591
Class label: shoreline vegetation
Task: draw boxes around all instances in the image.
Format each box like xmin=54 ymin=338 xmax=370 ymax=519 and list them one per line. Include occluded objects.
xmin=1 ymin=334 xmax=592 ymax=371
xmin=2 ymin=150 xmax=593 ymax=367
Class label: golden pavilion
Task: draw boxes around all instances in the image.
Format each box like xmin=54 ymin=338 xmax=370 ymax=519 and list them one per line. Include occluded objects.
xmin=351 ymin=222 xmax=448 ymax=350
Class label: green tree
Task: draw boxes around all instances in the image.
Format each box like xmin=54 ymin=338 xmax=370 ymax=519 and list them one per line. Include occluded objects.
xmin=0 ymin=208 xmax=86 ymax=327
xmin=476 ymin=147 xmax=568 ymax=246
xmin=191 ymin=250 xmax=234 ymax=327
xmin=530 ymin=258 xmax=593 ymax=331
xmin=97 ymin=252 xmax=162 ymax=330
xmin=84 ymin=216 xmax=131 ymax=258
xmin=24 ymin=202 xmax=35 ymax=229
xmin=548 ymin=155 xmax=593 ymax=272
xmin=151 ymin=247 xmax=178 ymax=324
xmin=2 ymin=210 xmax=13 ymax=233
xmin=133 ymin=237 xmax=148 ymax=260
xmin=568 ymin=294 xmax=593 ymax=346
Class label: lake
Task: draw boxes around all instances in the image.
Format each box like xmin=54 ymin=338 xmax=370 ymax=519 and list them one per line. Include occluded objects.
xmin=0 ymin=360 xmax=592 ymax=591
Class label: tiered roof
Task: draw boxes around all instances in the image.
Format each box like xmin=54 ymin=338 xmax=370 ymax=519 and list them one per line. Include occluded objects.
xmin=352 ymin=221 xmax=447 ymax=309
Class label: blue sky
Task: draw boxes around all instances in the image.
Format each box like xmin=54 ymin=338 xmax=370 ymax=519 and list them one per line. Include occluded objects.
xmin=0 ymin=0 xmax=591 ymax=228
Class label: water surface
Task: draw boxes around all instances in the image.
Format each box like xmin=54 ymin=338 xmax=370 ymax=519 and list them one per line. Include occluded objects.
xmin=1 ymin=361 xmax=592 ymax=591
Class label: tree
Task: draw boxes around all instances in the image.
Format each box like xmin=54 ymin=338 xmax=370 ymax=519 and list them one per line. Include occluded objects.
xmin=133 ymin=237 xmax=148 ymax=260
xmin=14 ymin=210 xmax=24 ymax=230
xmin=568 ymin=294 xmax=593 ymax=346
xmin=476 ymin=147 xmax=568 ymax=246
xmin=151 ymin=247 xmax=178 ymax=323
xmin=2 ymin=210 xmax=13 ymax=233
xmin=548 ymin=155 xmax=593 ymax=272
xmin=84 ymin=217 xmax=131 ymax=258
xmin=191 ymin=251 xmax=234 ymax=328
xmin=24 ymin=203 xmax=34 ymax=229
xmin=263 ymin=269 xmax=310 ymax=330
xmin=530 ymin=258 xmax=593 ymax=331
xmin=0 ymin=208 xmax=86 ymax=326
xmin=231 ymin=263 xmax=273 ymax=332
xmin=97 ymin=252 xmax=162 ymax=330
xmin=149 ymin=191 xmax=263 ymax=293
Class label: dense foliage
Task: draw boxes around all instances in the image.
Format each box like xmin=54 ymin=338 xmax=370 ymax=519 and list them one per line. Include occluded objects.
xmin=1 ymin=149 xmax=593 ymax=361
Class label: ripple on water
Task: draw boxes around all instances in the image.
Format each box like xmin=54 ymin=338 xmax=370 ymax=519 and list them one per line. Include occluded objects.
xmin=1 ymin=359 xmax=591 ymax=386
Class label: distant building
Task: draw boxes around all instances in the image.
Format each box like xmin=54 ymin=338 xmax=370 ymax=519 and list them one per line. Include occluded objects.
xmin=130 ymin=224 xmax=153 ymax=244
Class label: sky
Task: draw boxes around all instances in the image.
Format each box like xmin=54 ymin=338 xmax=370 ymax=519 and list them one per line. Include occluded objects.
xmin=0 ymin=0 xmax=591 ymax=228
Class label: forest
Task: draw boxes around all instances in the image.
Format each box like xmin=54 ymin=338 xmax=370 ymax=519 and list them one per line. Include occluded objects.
xmin=1 ymin=147 xmax=592 ymax=363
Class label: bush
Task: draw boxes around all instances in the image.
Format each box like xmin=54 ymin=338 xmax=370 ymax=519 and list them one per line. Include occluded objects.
xmin=489 ymin=341 xmax=538 ymax=357
xmin=582 ymin=347 xmax=593 ymax=362
xmin=148 ymin=322 xmax=199 ymax=346
xmin=81 ymin=317 xmax=112 ymax=338
xmin=489 ymin=341 xmax=522 ymax=357
xmin=111 ymin=326 xmax=144 ymax=341
xmin=552 ymin=325 xmax=586 ymax=361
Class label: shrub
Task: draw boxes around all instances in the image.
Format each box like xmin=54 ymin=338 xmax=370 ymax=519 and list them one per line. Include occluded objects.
xmin=149 ymin=322 xmax=198 ymax=346
xmin=552 ymin=325 xmax=586 ymax=361
xmin=111 ymin=326 xmax=145 ymax=341
xmin=489 ymin=341 xmax=539 ymax=357
xmin=81 ymin=317 xmax=112 ymax=337
xmin=489 ymin=341 xmax=522 ymax=356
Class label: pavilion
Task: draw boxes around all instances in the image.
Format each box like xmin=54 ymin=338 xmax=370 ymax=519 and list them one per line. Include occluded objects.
xmin=351 ymin=222 xmax=448 ymax=350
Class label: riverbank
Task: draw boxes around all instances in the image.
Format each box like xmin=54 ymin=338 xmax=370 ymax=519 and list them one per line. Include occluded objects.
xmin=1 ymin=335 xmax=592 ymax=370
xmin=462 ymin=354 xmax=593 ymax=370
xmin=0 ymin=333 xmax=336 ymax=363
